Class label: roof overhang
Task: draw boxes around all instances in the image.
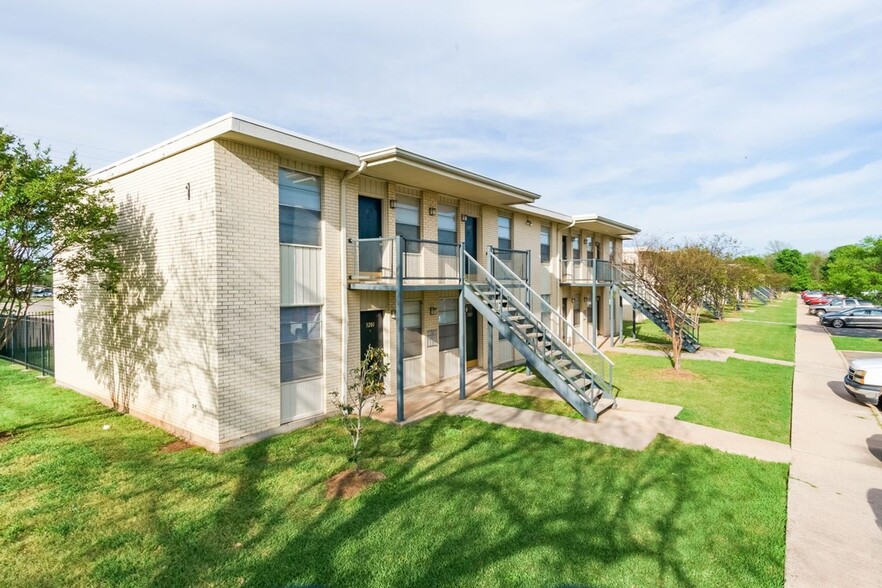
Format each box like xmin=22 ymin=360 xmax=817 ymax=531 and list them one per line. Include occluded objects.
xmin=509 ymin=203 xmax=572 ymax=223
xmin=91 ymin=113 xmax=361 ymax=181
xmin=360 ymin=147 xmax=539 ymax=206
xmin=572 ymin=214 xmax=641 ymax=238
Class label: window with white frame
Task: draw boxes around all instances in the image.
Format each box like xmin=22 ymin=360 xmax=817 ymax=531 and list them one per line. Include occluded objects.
xmin=572 ymin=233 xmax=580 ymax=260
xmin=540 ymin=226 xmax=550 ymax=263
xmin=279 ymin=169 xmax=321 ymax=246
xmin=438 ymin=298 xmax=458 ymax=351
xmin=403 ymin=300 xmax=422 ymax=358
xmin=396 ymin=196 xmax=420 ymax=253
xmin=438 ymin=204 xmax=457 ymax=256
xmin=280 ymin=306 xmax=322 ymax=382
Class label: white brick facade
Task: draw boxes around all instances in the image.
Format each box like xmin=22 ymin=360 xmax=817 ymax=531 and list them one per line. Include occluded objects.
xmin=54 ymin=114 xmax=637 ymax=451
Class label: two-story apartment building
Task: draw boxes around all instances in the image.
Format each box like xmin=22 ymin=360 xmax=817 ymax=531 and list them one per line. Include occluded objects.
xmin=54 ymin=114 xmax=640 ymax=452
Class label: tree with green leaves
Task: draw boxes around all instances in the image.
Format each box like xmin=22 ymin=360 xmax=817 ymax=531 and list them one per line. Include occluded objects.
xmin=772 ymin=248 xmax=812 ymax=290
xmin=822 ymin=236 xmax=882 ymax=303
xmin=637 ymin=238 xmax=722 ymax=370
xmin=0 ymin=128 xmax=119 ymax=346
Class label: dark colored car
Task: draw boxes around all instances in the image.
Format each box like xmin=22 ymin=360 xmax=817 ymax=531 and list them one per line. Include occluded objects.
xmin=820 ymin=307 xmax=882 ymax=329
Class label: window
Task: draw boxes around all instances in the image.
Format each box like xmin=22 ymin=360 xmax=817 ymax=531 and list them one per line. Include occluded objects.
xmin=438 ymin=298 xmax=458 ymax=351
xmin=281 ymin=306 xmax=322 ymax=382
xmin=572 ymin=234 xmax=580 ymax=260
xmin=561 ymin=236 xmax=568 ymax=260
xmin=403 ymin=301 xmax=422 ymax=358
xmin=540 ymin=294 xmax=551 ymax=326
xmin=584 ymin=236 xmax=593 ymax=259
xmin=396 ymin=196 xmax=420 ymax=253
xmin=279 ymin=169 xmax=321 ymax=246
xmin=608 ymin=239 xmax=614 ymax=261
xmin=438 ymin=205 xmax=457 ymax=256
xmin=573 ymin=297 xmax=581 ymax=326
xmin=540 ymin=226 xmax=550 ymax=263
xmin=498 ymin=216 xmax=511 ymax=250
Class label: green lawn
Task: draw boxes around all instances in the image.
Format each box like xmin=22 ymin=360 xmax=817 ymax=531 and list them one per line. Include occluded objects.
xmin=610 ymin=354 xmax=793 ymax=443
xmin=508 ymin=353 xmax=792 ymax=444
xmin=0 ymin=361 xmax=787 ymax=587
xmin=631 ymin=294 xmax=797 ymax=361
xmin=831 ymin=335 xmax=882 ymax=352
xmin=477 ymin=389 xmax=581 ymax=419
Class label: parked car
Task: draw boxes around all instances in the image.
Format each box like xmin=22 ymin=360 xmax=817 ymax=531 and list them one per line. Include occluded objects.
xmin=820 ymin=307 xmax=882 ymax=329
xmin=810 ymin=298 xmax=875 ymax=316
xmin=844 ymin=357 xmax=882 ymax=406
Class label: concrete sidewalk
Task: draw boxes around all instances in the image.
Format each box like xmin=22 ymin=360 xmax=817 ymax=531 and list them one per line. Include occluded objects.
xmin=785 ymin=304 xmax=882 ymax=586
xmin=376 ymin=368 xmax=790 ymax=462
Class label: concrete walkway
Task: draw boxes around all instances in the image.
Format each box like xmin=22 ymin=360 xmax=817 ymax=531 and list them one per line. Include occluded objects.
xmin=377 ymin=368 xmax=791 ymax=462
xmin=785 ymin=303 xmax=882 ymax=586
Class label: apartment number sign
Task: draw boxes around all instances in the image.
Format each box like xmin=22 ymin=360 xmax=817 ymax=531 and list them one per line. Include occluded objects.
xmin=426 ymin=329 xmax=439 ymax=348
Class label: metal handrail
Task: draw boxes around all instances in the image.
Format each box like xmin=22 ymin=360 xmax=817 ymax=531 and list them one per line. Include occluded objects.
xmin=351 ymin=237 xmax=461 ymax=281
xmin=487 ymin=250 xmax=614 ymax=385
xmin=612 ymin=263 xmax=700 ymax=341
xmin=467 ymin=250 xmax=613 ymax=400
xmin=560 ymin=258 xmax=613 ymax=283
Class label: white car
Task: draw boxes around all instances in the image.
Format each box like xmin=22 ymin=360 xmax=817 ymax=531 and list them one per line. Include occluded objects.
xmin=844 ymin=357 xmax=882 ymax=406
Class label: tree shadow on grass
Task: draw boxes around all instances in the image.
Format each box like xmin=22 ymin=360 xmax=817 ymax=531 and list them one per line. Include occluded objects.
xmin=113 ymin=415 xmax=783 ymax=587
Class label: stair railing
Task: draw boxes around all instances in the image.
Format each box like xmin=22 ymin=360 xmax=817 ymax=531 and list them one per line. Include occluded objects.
xmin=467 ymin=250 xmax=614 ymax=398
xmin=612 ymin=263 xmax=700 ymax=343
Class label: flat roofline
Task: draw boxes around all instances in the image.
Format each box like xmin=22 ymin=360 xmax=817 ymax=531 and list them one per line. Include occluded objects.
xmin=90 ymin=113 xmax=362 ymax=181
xmin=361 ymin=146 xmax=540 ymax=204
xmin=572 ymin=214 xmax=641 ymax=236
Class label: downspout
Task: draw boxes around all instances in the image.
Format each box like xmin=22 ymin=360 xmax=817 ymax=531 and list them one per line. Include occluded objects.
xmin=340 ymin=161 xmax=367 ymax=394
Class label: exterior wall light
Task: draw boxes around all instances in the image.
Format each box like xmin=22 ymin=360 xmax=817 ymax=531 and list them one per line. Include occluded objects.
xmin=429 ymin=307 xmax=437 ymax=316
xmin=428 ymin=207 xmax=437 ymax=216
xmin=461 ymin=214 xmax=467 ymax=222
xmin=389 ymin=199 xmax=397 ymax=208
xmin=526 ymin=219 xmax=533 ymax=226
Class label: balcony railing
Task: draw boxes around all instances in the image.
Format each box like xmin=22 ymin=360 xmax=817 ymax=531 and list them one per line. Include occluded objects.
xmin=560 ymin=258 xmax=613 ymax=285
xmin=350 ymin=236 xmax=462 ymax=286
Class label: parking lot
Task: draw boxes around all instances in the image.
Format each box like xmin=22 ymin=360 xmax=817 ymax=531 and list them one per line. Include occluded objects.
xmin=823 ymin=325 xmax=882 ymax=339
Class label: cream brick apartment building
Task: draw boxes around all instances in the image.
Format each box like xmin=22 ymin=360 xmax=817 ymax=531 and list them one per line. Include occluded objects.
xmin=54 ymin=114 xmax=639 ymax=451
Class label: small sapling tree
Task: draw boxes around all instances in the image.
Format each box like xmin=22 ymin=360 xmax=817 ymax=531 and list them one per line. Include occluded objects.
xmin=330 ymin=345 xmax=389 ymax=470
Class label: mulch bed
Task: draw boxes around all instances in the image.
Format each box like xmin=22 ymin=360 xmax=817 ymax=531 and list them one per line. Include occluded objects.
xmin=325 ymin=469 xmax=386 ymax=499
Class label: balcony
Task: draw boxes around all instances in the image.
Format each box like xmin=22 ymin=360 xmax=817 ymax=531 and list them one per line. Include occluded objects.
xmin=559 ymin=258 xmax=613 ymax=285
xmin=349 ymin=236 xmax=463 ymax=290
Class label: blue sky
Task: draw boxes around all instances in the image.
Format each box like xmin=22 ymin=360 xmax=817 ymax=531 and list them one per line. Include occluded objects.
xmin=3 ymin=1 xmax=881 ymax=253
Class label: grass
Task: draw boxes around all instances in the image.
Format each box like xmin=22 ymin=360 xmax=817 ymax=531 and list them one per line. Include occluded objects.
xmin=610 ymin=354 xmax=793 ymax=443
xmin=631 ymin=294 xmax=797 ymax=361
xmin=476 ymin=389 xmax=581 ymax=419
xmin=0 ymin=360 xmax=787 ymax=587
xmin=831 ymin=335 xmax=882 ymax=352
xmin=489 ymin=353 xmax=793 ymax=444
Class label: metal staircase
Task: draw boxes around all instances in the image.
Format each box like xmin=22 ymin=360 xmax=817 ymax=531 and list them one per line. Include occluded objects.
xmin=612 ymin=264 xmax=701 ymax=353
xmin=462 ymin=250 xmax=616 ymax=421
xmin=752 ymin=287 xmax=770 ymax=304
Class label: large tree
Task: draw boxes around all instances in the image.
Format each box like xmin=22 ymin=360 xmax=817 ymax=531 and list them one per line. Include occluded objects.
xmin=637 ymin=238 xmax=722 ymax=370
xmin=822 ymin=236 xmax=882 ymax=303
xmin=0 ymin=128 xmax=119 ymax=346
xmin=772 ymin=248 xmax=812 ymax=290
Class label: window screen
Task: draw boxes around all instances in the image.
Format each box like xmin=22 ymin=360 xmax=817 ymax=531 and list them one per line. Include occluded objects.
xmin=438 ymin=205 xmax=457 ymax=256
xmin=396 ymin=196 xmax=420 ymax=253
xmin=438 ymin=298 xmax=459 ymax=351
xmin=281 ymin=306 xmax=322 ymax=382
xmin=403 ymin=300 xmax=422 ymax=358
xmin=540 ymin=226 xmax=550 ymax=263
xmin=279 ymin=170 xmax=321 ymax=246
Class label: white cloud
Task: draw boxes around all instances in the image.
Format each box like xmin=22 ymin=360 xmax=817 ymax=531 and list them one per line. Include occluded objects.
xmin=1 ymin=0 xmax=881 ymax=252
